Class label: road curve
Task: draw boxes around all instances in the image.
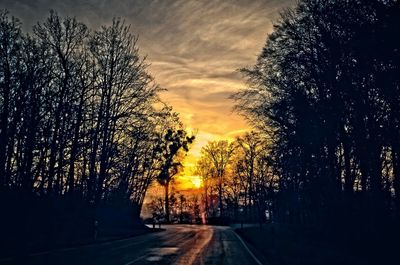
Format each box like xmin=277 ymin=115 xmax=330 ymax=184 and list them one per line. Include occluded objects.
xmin=0 ymin=225 xmax=261 ymax=265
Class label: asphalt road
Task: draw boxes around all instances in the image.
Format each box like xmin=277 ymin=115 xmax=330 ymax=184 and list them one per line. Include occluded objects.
xmin=0 ymin=225 xmax=262 ymax=265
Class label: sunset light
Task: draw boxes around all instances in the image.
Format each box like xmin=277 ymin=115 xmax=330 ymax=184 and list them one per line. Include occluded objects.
xmin=191 ymin=176 xmax=202 ymax=189
xmin=2 ymin=0 xmax=398 ymax=264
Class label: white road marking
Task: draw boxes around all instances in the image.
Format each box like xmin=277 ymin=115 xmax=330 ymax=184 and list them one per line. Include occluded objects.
xmin=146 ymin=256 xmax=162 ymax=261
xmin=149 ymin=247 xmax=179 ymax=255
xmin=123 ymin=254 xmax=149 ymax=265
xmin=233 ymin=231 xmax=265 ymax=265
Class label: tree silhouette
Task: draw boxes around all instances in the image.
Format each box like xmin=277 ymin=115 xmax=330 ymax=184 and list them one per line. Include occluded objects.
xmin=234 ymin=0 xmax=400 ymax=230
xmin=0 ymin=10 xmax=194 ymax=253
xmin=201 ymin=140 xmax=235 ymax=218
xmin=156 ymin=128 xmax=195 ymax=222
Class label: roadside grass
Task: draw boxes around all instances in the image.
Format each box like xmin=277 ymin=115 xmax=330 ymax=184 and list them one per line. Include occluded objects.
xmin=235 ymin=224 xmax=372 ymax=265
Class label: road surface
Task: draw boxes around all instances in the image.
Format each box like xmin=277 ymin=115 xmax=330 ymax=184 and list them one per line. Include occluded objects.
xmin=0 ymin=225 xmax=262 ymax=265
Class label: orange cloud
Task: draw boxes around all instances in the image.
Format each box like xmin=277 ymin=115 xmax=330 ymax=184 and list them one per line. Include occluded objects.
xmin=2 ymin=0 xmax=295 ymax=192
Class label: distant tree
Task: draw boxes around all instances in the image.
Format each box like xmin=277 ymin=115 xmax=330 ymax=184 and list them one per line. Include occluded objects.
xmin=201 ymin=140 xmax=235 ymax=217
xmin=148 ymin=197 xmax=165 ymax=224
xmin=195 ymin=155 xmax=214 ymax=217
xmin=233 ymin=131 xmax=276 ymax=222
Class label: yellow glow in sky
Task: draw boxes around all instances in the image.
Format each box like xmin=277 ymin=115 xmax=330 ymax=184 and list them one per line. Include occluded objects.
xmin=1 ymin=0 xmax=295 ymax=192
xmin=139 ymin=1 xmax=294 ymax=191
xmin=191 ymin=176 xmax=202 ymax=188
xmin=175 ymin=174 xmax=202 ymax=190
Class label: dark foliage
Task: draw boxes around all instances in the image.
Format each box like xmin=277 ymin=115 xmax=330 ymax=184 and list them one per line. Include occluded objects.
xmin=0 ymin=10 xmax=190 ymax=257
xmin=235 ymin=0 xmax=400 ymax=262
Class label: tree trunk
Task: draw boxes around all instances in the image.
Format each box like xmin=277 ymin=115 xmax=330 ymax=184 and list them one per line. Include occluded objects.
xmin=392 ymin=144 xmax=400 ymax=217
xmin=218 ymin=174 xmax=223 ymax=217
xmin=87 ymin=91 xmax=105 ymax=203
xmin=204 ymin=178 xmax=208 ymax=218
xmin=342 ymin=136 xmax=353 ymax=194
xmin=67 ymin=86 xmax=85 ymax=194
xmin=0 ymin=68 xmax=11 ymax=186
xmin=164 ymin=181 xmax=170 ymax=223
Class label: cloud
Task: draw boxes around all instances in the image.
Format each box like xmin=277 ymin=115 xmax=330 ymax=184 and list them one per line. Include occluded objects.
xmin=0 ymin=0 xmax=295 ymax=165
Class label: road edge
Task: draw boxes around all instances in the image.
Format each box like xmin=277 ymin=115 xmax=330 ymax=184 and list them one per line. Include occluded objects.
xmin=233 ymin=230 xmax=265 ymax=265
xmin=0 ymin=228 xmax=165 ymax=263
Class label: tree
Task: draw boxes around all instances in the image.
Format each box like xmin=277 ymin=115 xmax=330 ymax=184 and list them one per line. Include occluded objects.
xmin=0 ymin=10 xmax=192 ymax=250
xmin=233 ymin=131 xmax=275 ymax=222
xmin=201 ymin=140 xmax=235 ymax=217
xmin=234 ymin=0 xmax=400 ymax=228
xmin=195 ymin=155 xmax=214 ymax=218
xmin=156 ymin=128 xmax=195 ymax=222
xmin=0 ymin=11 xmax=23 ymax=187
xmin=33 ymin=11 xmax=88 ymax=196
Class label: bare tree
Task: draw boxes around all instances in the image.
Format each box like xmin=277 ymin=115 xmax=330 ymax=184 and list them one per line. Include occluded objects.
xmin=201 ymin=140 xmax=235 ymax=217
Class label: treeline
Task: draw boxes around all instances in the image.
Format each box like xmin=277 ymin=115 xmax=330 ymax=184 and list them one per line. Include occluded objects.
xmin=234 ymin=0 xmax=400 ymax=237
xmin=146 ymin=191 xmax=201 ymax=224
xmin=196 ymin=132 xmax=276 ymax=224
xmin=0 ymin=10 xmax=190 ymax=254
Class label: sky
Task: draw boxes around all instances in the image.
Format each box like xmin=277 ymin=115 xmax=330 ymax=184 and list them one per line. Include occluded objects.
xmin=0 ymin=0 xmax=294 ymax=189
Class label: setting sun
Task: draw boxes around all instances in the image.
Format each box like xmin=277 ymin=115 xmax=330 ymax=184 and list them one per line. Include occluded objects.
xmin=191 ymin=176 xmax=202 ymax=189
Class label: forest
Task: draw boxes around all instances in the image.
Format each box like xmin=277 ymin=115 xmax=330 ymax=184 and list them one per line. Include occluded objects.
xmin=151 ymin=0 xmax=400 ymax=229
xmin=147 ymin=0 xmax=400 ymax=262
xmin=233 ymin=0 xmax=400 ymax=229
xmin=1 ymin=0 xmax=400 ymax=263
xmin=204 ymin=0 xmax=399 ymax=262
xmin=0 ymin=10 xmax=193 ymax=256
